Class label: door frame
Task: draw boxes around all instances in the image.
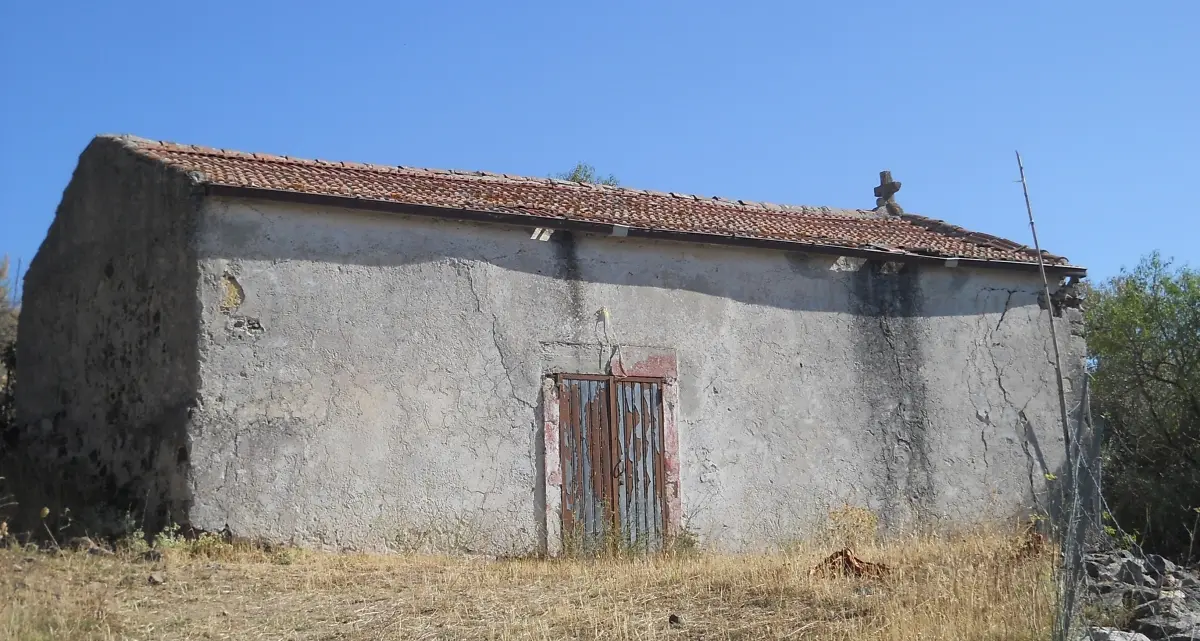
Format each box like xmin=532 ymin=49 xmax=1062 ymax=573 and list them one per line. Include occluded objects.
xmin=541 ymin=369 xmax=681 ymax=556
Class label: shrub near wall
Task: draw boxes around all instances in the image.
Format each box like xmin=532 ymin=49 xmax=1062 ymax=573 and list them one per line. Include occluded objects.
xmin=1086 ymin=252 xmax=1200 ymax=561
xmin=0 ymin=256 xmax=17 ymax=530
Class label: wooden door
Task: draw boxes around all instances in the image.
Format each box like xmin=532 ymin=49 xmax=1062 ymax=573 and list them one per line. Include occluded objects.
xmin=558 ymin=375 xmax=667 ymax=552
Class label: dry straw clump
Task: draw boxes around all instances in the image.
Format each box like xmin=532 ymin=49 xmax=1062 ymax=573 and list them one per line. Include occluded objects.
xmin=1 ymin=519 xmax=1056 ymax=641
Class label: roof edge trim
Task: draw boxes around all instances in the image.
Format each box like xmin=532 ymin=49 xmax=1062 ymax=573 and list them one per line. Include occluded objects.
xmin=203 ymin=184 xmax=1088 ymax=277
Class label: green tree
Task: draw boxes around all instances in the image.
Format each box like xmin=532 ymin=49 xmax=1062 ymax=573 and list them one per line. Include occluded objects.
xmin=0 ymin=256 xmax=17 ymax=346
xmin=553 ymin=162 xmax=619 ymax=186
xmin=0 ymin=256 xmax=15 ymax=527
xmin=0 ymin=256 xmax=17 ymax=435
xmin=1086 ymin=252 xmax=1200 ymax=559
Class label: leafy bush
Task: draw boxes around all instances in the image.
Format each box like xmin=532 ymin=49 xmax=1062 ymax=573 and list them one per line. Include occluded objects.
xmin=0 ymin=256 xmax=16 ymax=421
xmin=1086 ymin=252 xmax=1200 ymax=560
xmin=0 ymin=257 xmax=17 ymax=531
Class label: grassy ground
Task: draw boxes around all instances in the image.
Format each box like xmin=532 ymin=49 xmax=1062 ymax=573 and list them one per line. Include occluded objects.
xmin=1 ymin=526 xmax=1056 ymax=641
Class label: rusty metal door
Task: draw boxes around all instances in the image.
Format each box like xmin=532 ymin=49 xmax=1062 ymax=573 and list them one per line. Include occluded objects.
xmin=558 ymin=375 xmax=667 ymax=551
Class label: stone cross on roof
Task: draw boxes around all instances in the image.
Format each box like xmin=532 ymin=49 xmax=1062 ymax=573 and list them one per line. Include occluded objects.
xmin=874 ymin=170 xmax=904 ymax=216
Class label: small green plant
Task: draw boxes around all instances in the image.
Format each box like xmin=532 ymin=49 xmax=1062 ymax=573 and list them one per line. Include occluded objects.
xmin=112 ymin=510 xmax=152 ymax=555
xmin=153 ymin=521 xmax=185 ymax=550
xmin=38 ymin=505 xmax=74 ymax=551
xmin=1188 ymin=507 xmax=1200 ymax=565
xmin=184 ymin=532 xmax=228 ymax=558
xmin=552 ymin=162 xmax=619 ymax=186
xmin=1101 ymin=511 xmax=1140 ymax=549
xmin=0 ymin=475 xmax=15 ymax=548
xmin=665 ymin=525 xmax=699 ymax=557
xmin=271 ymin=546 xmax=301 ymax=565
xmin=1081 ymin=600 xmax=1136 ymax=631
xmin=116 ymin=528 xmax=151 ymax=556
xmin=124 ymin=523 xmax=243 ymax=560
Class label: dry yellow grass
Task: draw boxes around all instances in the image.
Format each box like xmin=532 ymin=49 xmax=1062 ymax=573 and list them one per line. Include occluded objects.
xmin=1 ymin=526 xmax=1057 ymax=641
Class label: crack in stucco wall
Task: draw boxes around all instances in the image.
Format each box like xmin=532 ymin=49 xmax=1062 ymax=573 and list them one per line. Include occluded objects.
xmin=464 ymin=263 xmax=535 ymax=410
xmin=994 ymin=289 xmax=1015 ymax=334
xmin=962 ymin=285 xmax=1063 ymax=518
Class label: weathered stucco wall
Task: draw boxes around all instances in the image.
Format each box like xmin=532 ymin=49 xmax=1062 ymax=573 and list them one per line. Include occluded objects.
xmin=189 ymin=197 xmax=1085 ymax=553
xmin=9 ymin=138 xmax=201 ymax=534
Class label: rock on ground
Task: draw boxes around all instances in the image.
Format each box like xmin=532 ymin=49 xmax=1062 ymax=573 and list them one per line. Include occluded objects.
xmin=1081 ymin=549 xmax=1200 ymax=641
xmin=1087 ymin=628 xmax=1151 ymax=641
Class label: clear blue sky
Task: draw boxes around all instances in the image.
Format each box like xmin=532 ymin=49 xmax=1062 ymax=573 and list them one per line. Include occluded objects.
xmin=2 ymin=1 xmax=1197 ymax=288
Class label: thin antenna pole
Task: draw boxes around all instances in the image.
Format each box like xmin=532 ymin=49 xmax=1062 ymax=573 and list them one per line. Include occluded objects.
xmin=1015 ymin=151 xmax=1073 ymax=457
xmin=1017 ymin=152 xmax=1079 ymax=641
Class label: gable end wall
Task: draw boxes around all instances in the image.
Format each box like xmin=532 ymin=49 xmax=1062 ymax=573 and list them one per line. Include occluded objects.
xmin=8 ymin=139 xmax=202 ymax=535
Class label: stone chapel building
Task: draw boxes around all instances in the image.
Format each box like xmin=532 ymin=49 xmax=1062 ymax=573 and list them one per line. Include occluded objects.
xmin=9 ymin=135 xmax=1087 ymax=553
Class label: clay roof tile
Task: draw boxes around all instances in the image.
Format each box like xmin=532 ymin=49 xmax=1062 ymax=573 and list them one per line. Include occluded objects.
xmin=112 ymin=136 xmax=1076 ymax=267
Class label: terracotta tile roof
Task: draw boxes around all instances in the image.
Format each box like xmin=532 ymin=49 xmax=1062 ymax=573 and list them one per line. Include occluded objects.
xmin=110 ymin=135 xmax=1077 ymax=269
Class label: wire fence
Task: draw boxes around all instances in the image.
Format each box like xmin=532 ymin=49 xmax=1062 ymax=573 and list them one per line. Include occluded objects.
xmin=1050 ymin=370 xmax=1193 ymax=641
xmin=1013 ymin=153 xmax=1174 ymax=641
xmin=1053 ymin=372 xmax=1097 ymax=641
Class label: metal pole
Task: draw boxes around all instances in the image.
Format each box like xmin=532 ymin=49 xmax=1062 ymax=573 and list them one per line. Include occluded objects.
xmin=1016 ymin=151 xmax=1072 ymax=453
xmin=1017 ymin=151 xmax=1079 ymax=641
